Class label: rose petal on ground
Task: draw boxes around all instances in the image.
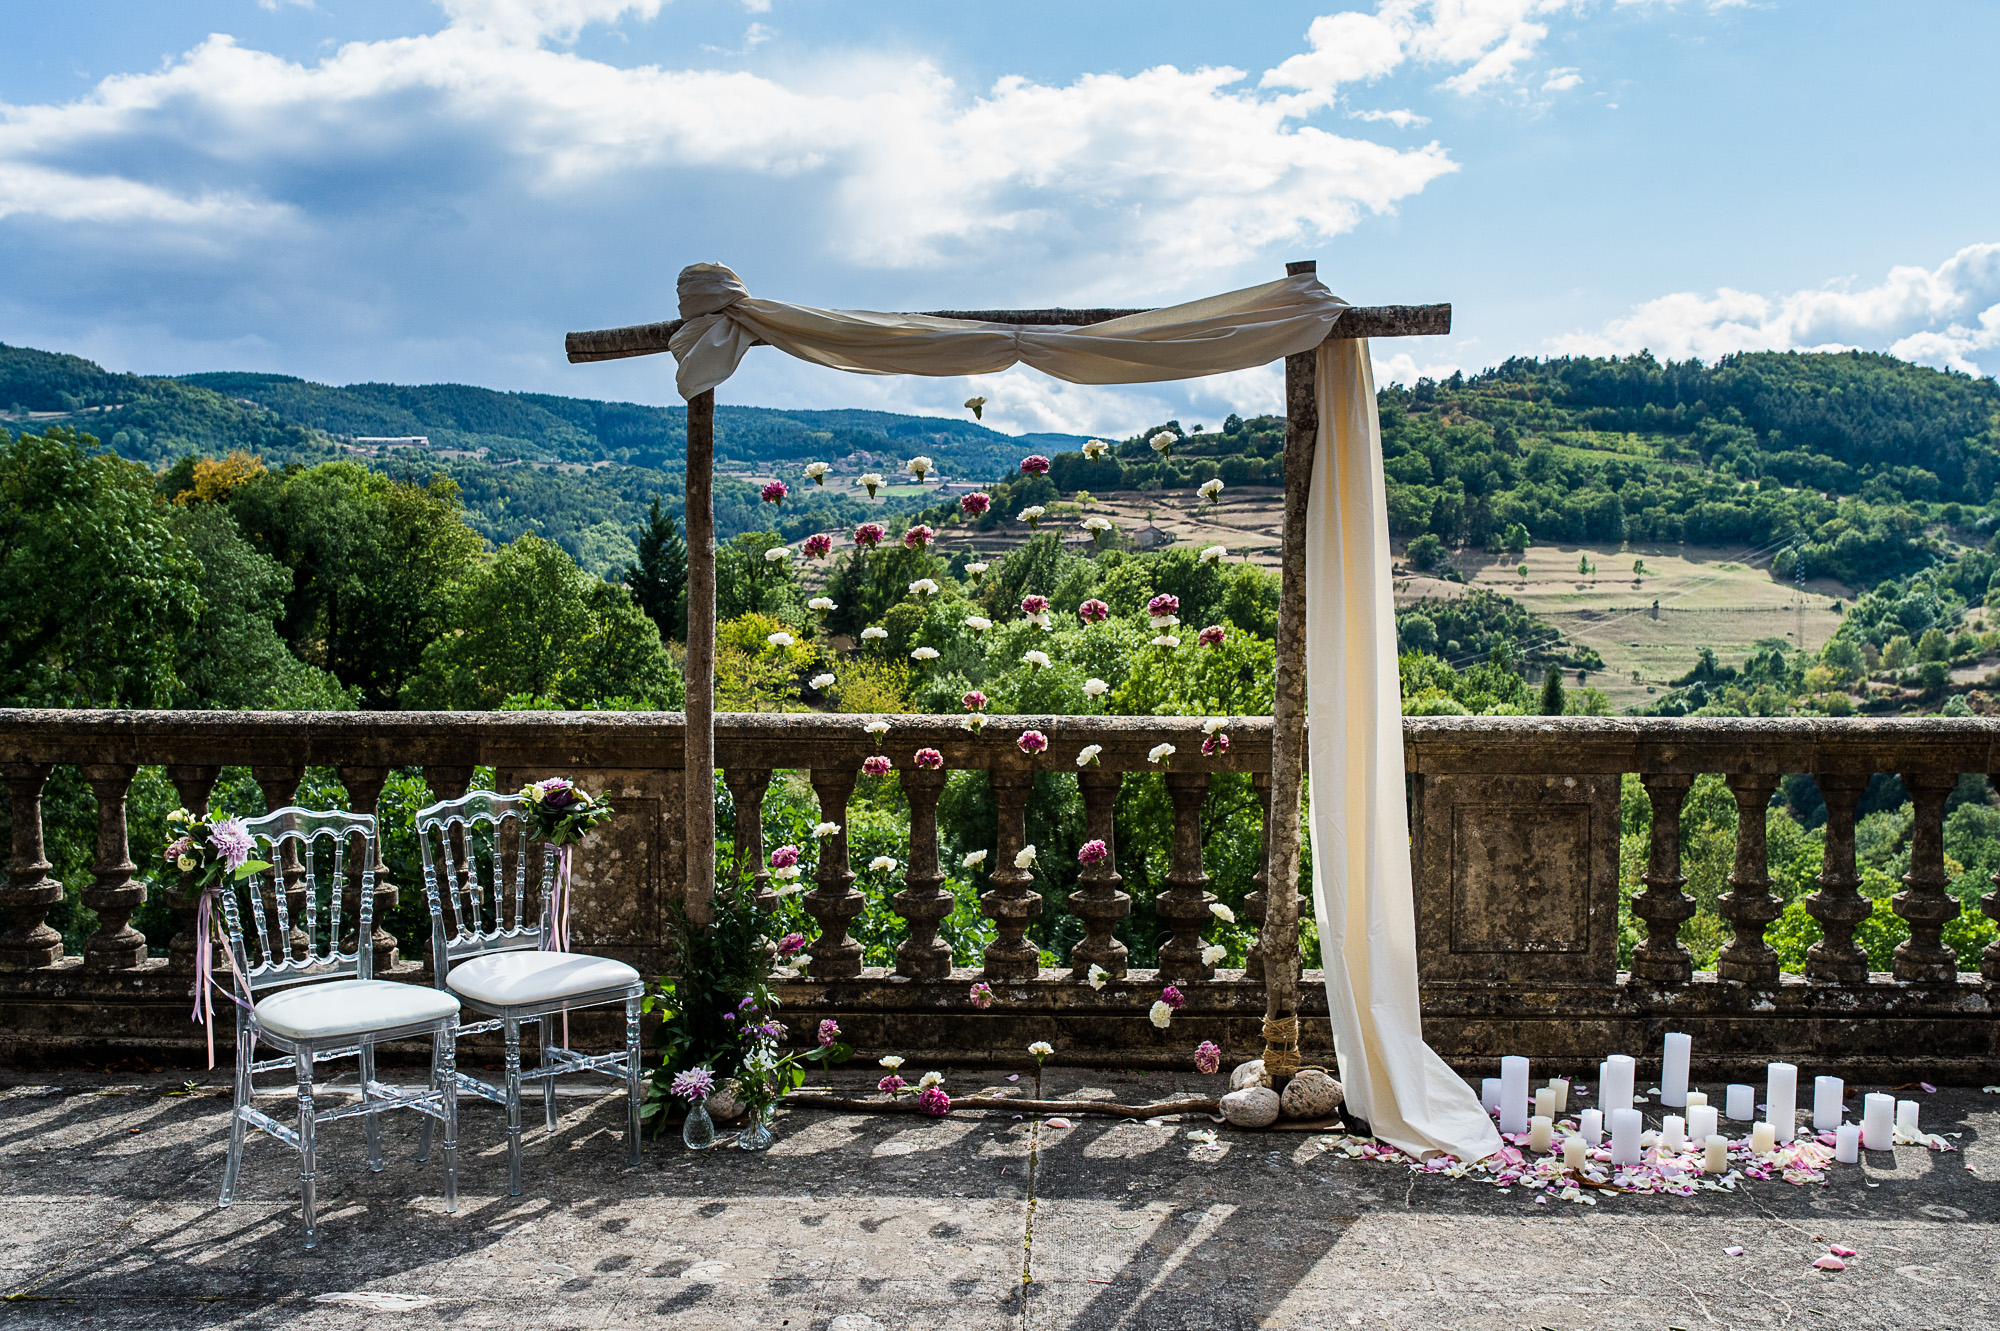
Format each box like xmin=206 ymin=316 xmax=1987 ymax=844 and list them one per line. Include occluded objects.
xmin=1724 ymin=1246 xmax=1745 ymax=1257
xmin=1829 ymin=1245 xmax=1857 ymax=1257
xmin=1812 ymin=1255 xmax=1847 ymax=1271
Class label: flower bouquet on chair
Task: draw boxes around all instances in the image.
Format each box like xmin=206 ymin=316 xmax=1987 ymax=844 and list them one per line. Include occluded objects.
xmin=162 ymin=808 xmax=271 ymax=1066
xmin=517 ymin=778 xmax=616 ymax=954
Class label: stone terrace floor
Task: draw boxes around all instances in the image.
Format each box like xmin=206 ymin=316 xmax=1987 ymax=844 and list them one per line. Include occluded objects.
xmin=2 ymin=1067 xmax=1997 ymax=1330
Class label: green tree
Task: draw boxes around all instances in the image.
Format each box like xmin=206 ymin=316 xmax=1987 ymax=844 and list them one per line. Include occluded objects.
xmin=1538 ymin=667 xmax=1566 ymax=716
xmin=624 ymin=497 xmax=688 ymax=643
xmin=716 ymin=530 xmax=805 ymax=624
xmin=0 ymin=428 xmax=200 ymax=707
xmin=1917 ymin=627 xmax=1950 ymax=662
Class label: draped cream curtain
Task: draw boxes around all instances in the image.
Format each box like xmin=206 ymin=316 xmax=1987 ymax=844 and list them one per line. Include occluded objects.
xmin=669 ymin=264 xmax=1498 ymax=1162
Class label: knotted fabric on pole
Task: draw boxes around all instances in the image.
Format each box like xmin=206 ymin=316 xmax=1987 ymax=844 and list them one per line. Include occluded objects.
xmin=666 ymin=262 xmax=1496 ymax=1163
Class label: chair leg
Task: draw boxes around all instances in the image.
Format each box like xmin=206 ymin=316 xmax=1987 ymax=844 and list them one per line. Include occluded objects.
xmin=540 ymin=1013 xmax=558 ymax=1135
xmin=418 ymin=1031 xmax=440 ymax=1164
xmin=220 ymin=1019 xmax=254 ymax=1207
xmin=360 ymin=1036 xmax=384 ymax=1172
xmin=439 ymin=1024 xmax=459 ymax=1215
xmin=504 ymin=1017 xmax=524 ymax=1197
xmin=625 ymin=995 xmax=643 ymax=1165
xmin=295 ymin=1048 xmax=319 ymax=1250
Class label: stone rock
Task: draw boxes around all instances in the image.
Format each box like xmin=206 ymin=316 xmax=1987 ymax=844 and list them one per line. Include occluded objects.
xmin=1280 ymin=1068 xmax=1344 ymax=1120
xmin=704 ymin=1080 xmax=744 ymax=1122
xmin=1219 ymin=1085 xmax=1280 ymax=1128
xmin=1229 ymin=1059 xmax=1268 ymax=1091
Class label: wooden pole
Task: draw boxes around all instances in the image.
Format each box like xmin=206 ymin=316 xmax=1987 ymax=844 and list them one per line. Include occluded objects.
xmin=684 ymin=390 xmax=717 ymax=924
xmin=1260 ymin=259 xmax=1319 ymax=1087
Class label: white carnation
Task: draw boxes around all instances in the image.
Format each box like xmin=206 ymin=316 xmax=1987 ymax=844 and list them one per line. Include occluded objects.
xmin=809 ymin=596 xmax=836 ymax=612
xmin=906 ymin=455 xmax=934 ymax=478
xmin=1149 ymin=1000 xmax=1173 ymax=1029
xmin=809 ymin=672 xmax=836 ymax=689
xmin=1023 ymin=650 xmax=1051 ymax=669
xmin=1150 ymin=635 xmax=1180 ymax=649
xmin=1148 ymin=430 xmax=1176 ymax=453
xmin=966 ymin=562 xmax=989 ymax=577
xmin=1075 ymin=744 xmax=1102 ymax=767
xmin=767 ymin=632 xmax=795 ymax=647
xmin=858 ymin=472 xmax=883 ymax=488
xmin=911 ymin=646 xmax=940 ymax=661
xmin=909 ymin=578 xmax=940 ymax=596
xmin=918 ymin=1071 xmax=943 ymax=1088
xmin=1198 ymin=478 xmax=1224 ymax=499
xmin=1148 ymin=743 xmax=1176 ymax=764
xmin=1083 ymin=678 xmax=1108 ymax=698
xmin=1018 ymin=505 xmax=1046 ymax=522
xmin=812 ymin=821 xmax=841 ymax=838
xmin=865 ymin=720 xmax=891 ymax=736
xmin=1200 ymin=544 xmax=1227 ymax=563
xmin=869 ymin=855 xmax=899 ymax=873
xmin=1014 ymin=844 xmax=1037 ymax=869
xmin=1087 ymin=963 xmax=1108 ymax=990
xmin=965 ymin=615 xmax=992 ymax=632
xmin=1203 ymin=717 xmax=1226 ymax=735
xmin=860 ymin=626 xmax=889 ymax=640
xmin=1201 ymin=944 xmax=1226 ymax=967
xmin=1028 ymin=1040 xmax=1054 ymax=1057
xmin=962 ymin=849 xmax=988 ymax=869
xmin=1082 ymin=439 xmax=1110 ymax=459
xmin=1209 ymin=902 xmax=1236 ymax=924
xmin=803 ymin=461 xmax=830 ymax=479
xmin=879 ymin=1055 xmax=905 ymax=1069
xmin=764 ymin=546 xmax=792 ymax=563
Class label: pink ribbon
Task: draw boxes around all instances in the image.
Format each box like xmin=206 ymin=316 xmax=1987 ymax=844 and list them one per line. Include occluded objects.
xmin=189 ymin=887 xmax=246 ymax=1070
xmin=544 ymin=845 xmax=573 ymax=1046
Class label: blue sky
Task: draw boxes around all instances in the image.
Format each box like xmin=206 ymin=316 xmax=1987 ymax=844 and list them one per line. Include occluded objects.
xmin=3 ymin=0 xmax=1996 ymax=436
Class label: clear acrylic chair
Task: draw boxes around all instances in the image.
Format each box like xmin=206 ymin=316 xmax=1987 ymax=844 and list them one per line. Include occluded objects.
xmin=415 ymin=791 xmax=645 ymax=1196
xmin=214 ymin=806 xmax=462 ymax=1250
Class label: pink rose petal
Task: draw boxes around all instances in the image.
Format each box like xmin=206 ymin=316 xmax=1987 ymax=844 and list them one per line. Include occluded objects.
xmin=1920 ymin=1082 xmax=1938 ymax=1094
xmin=1812 ymin=1255 xmax=1847 ymax=1271
xmin=1724 ymin=1246 xmax=1744 ymax=1256
xmin=1829 ymin=1244 xmax=1857 ymax=1258
xmin=1006 ymin=1074 xmax=1021 ymax=1083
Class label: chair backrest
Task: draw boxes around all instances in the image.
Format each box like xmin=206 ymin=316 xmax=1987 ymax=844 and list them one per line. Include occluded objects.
xmin=214 ymin=806 xmax=379 ymax=997
xmin=415 ymin=791 xmax=556 ymax=982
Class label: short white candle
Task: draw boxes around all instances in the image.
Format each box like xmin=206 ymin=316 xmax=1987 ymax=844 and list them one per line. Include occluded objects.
xmin=1896 ymin=1099 xmax=1920 ymax=1135
xmin=1684 ymin=1090 xmax=1708 ymax=1110
xmin=1529 ymin=1114 xmax=1554 ymax=1153
xmin=1751 ymin=1121 xmax=1776 ymax=1154
xmin=1610 ymin=1107 xmax=1643 ymax=1166
xmin=1835 ymin=1122 xmax=1860 ymax=1163
xmin=1562 ymin=1133 xmax=1587 ymax=1170
xmin=1688 ymin=1104 xmax=1719 ymax=1143
xmin=1862 ymin=1093 xmax=1894 ymax=1150
xmin=1481 ymin=1077 xmax=1502 ymax=1113
xmin=1600 ymin=1055 xmax=1636 ymax=1112
xmin=1725 ymin=1083 xmax=1755 ymax=1121
xmin=1702 ymin=1134 xmax=1729 ymax=1173
xmin=1580 ymin=1107 xmax=1604 ymax=1146
xmin=1661 ymin=1032 xmax=1692 ymax=1108
xmin=1660 ymin=1114 xmax=1686 ymax=1153
xmin=1549 ymin=1078 xmax=1570 ymax=1114
xmin=1767 ymin=1062 xmax=1798 ymax=1144
xmin=1534 ymin=1087 xmax=1557 ymax=1121
xmin=1500 ymin=1056 xmax=1530 ymax=1135
xmin=1812 ymin=1076 xmax=1845 ymax=1132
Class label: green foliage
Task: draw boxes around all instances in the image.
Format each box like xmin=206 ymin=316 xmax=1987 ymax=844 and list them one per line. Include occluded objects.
xmin=643 ymin=876 xmax=778 ymax=1097
xmin=623 ymin=497 xmax=687 ymax=643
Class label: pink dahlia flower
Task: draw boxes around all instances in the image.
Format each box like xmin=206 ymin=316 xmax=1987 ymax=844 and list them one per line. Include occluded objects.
xmin=960 ymin=492 xmax=991 ymax=517
xmin=1019 ymin=455 xmax=1051 ymax=476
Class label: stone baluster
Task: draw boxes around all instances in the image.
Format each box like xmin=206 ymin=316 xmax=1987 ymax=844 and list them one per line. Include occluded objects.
xmin=1067 ymin=766 xmax=1130 ymax=980
xmin=803 ymin=768 xmax=863 ymax=980
xmin=1805 ymin=773 xmax=1872 ymax=983
xmin=337 ymin=766 xmax=400 ymax=972
xmin=165 ymin=765 xmax=220 ymax=976
xmin=79 ymin=764 xmax=146 ymax=971
xmin=893 ymin=767 xmax=953 ymax=979
xmin=1715 ymin=772 xmax=1781 ymax=986
xmin=1628 ymin=773 xmax=1695 ymax=986
xmin=253 ymin=765 xmax=308 ymax=961
xmin=1 ymin=763 xmax=63 ymax=971
xmin=979 ymin=770 xmax=1042 ymax=980
xmin=722 ymin=767 xmax=776 ymax=913
xmin=1156 ymin=770 xmax=1217 ymax=982
xmin=1892 ymin=772 xmax=1960 ymax=984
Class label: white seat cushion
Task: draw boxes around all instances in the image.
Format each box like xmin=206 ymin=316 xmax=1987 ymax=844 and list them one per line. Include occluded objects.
xmin=445 ymin=951 xmax=641 ymax=1009
xmin=255 ymin=979 xmax=460 ymax=1042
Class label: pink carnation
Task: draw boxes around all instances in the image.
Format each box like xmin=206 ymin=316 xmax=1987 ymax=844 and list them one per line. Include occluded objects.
xmin=777 ymin=932 xmax=807 ymax=957
xmin=962 ymin=690 xmax=988 ymax=712
xmin=1202 ymin=733 xmax=1230 ymax=757
xmin=1020 ymin=455 xmax=1051 ymax=476
xmin=862 ymin=755 xmax=893 ymax=777
xmin=818 ymin=1018 xmax=840 ymax=1048
xmin=903 ymin=524 xmax=936 ymax=550
xmin=769 ymin=844 xmax=801 ymax=869
xmin=1077 ymin=839 xmax=1109 ymax=865
xmin=761 ymin=480 xmax=788 ymax=504
xmin=960 ymin=492 xmax=991 ymax=517
xmin=802 ymin=533 xmax=833 ymax=559
xmin=918 ymin=1086 xmax=951 ymax=1116
xmin=1194 ymin=1041 xmax=1221 ymax=1076
xmin=1161 ymin=984 xmax=1185 ymax=1010
xmin=853 ymin=522 xmax=887 ymax=548
xmin=878 ymin=1074 xmax=907 ymax=1096
xmin=1020 ymin=594 xmax=1049 ymax=615
xmin=1197 ymin=624 xmax=1226 ymax=647
xmin=969 ymin=981 xmax=995 ymax=1010
xmin=1017 ymin=730 xmax=1048 ymax=755
xmin=1077 ymin=599 xmax=1110 ymax=624
xmin=1147 ymin=593 xmax=1180 ymax=618
xmin=914 ymin=748 xmax=944 ymax=770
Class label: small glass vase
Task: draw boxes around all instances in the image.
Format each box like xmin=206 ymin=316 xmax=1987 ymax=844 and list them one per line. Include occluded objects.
xmin=682 ymin=1100 xmax=717 ymax=1151
xmin=735 ymin=1106 xmax=774 ymax=1152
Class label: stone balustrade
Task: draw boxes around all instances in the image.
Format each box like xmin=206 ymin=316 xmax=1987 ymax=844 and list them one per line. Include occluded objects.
xmin=1 ymin=710 xmax=1997 ymax=1078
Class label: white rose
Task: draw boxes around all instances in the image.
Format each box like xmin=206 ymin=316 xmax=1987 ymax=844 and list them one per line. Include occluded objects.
xmin=812 ymin=821 xmax=841 ymax=838
xmin=965 ymin=616 xmax=992 ymax=632
xmin=962 ymin=850 xmax=988 ymax=869
xmin=1201 ymin=944 xmax=1226 ymax=967
xmin=1150 ymin=635 xmax=1180 ymax=649
xmin=1087 ymin=963 xmax=1108 ymax=990
xmin=966 ymin=562 xmax=989 ymax=577
xmin=865 ymin=720 xmax=891 ymax=736
xmin=909 ymin=578 xmax=940 ymax=596
xmin=1200 ymin=544 xmax=1227 ymax=563
xmin=1015 ymin=844 xmax=1037 ymax=869
xmin=1019 ymin=505 xmax=1046 ymax=522
xmin=1148 ymin=430 xmax=1176 ymax=453
xmin=772 ymin=865 xmax=802 ymax=881
xmin=1149 ymin=1000 xmax=1174 ymax=1029
xmin=859 ymin=472 xmax=883 ymax=488
xmin=1083 ymin=678 xmax=1108 ymax=698
xmin=1075 ymin=744 xmax=1102 ymax=767
xmin=809 ymin=596 xmax=836 ymax=612
xmin=869 ymin=855 xmax=899 ymax=873
xmin=1028 ymin=1041 xmax=1053 ymax=1057
xmin=1209 ymin=902 xmax=1236 ymax=924
xmin=1023 ymin=650 xmax=1051 ymax=669
xmin=1082 ymin=439 xmax=1109 ymax=459
xmin=767 ymin=632 xmax=795 ymax=647
xmin=879 ymin=1055 xmax=905 ymax=1070
xmin=911 ymin=646 xmax=940 ymax=661
xmin=809 ymin=673 xmax=836 ymax=689
xmin=918 ymin=1071 xmax=942 ymax=1089
xmin=1203 ymin=718 xmax=1226 ymax=735
xmin=907 ymin=455 xmax=934 ymax=478
xmin=803 ymin=461 xmax=830 ymax=480
xmin=861 ymin=626 xmax=888 ymax=641
xmin=1083 ymin=516 xmax=1113 ymax=533
xmin=1149 ymin=743 xmax=1176 ymax=764
xmin=1198 ymin=479 xmax=1224 ymax=499
xmin=765 ymin=546 xmax=792 ymax=563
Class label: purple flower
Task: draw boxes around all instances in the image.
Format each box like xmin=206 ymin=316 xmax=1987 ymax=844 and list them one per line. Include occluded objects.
xmin=1197 ymin=625 xmax=1226 ymax=648
xmin=802 ymin=533 xmax=833 ymax=559
xmin=769 ymin=844 xmax=801 ymax=869
xmin=903 ymin=524 xmax=936 ymax=550
xmin=818 ymin=1018 xmax=840 ymax=1048
xmin=879 ymin=1074 xmax=908 ymax=1096
xmin=208 ymin=818 xmax=255 ymax=873
xmin=918 ymin=1086 xmax=951 ymax=1116
xmin=761 ymin=480 xmax=788 ymax=504
xmin=1077 ymin=839 xmax=1109 ymax=866
xmin=1077 ymin=598 xmax=1110 ymax=624
xmin=1147 ymin=593 xmax=1180 ymax=619
xmin=862 ymin=755 xmax=893 ymax=777
xmin=969 ymin=982 xmax=995 ymax=1010
xmin=1017 ymin=730 xmax=1048 ymax=755
xmin=853 ymin=522 xmax=887 ymax=549
xmin=670 ymin=1066 xmax=716 ymax=1102
xmin=1019 ymin=455 xmax=1051 ymax=476
xmin=1020 ymin=594 xmax=1049 ymax=616
xmin=1201 ymin=733 xmax=1230 ymax=757
xmin=960 ymin=492 xmax=991 ymax=517
xmin=1161 ymin=985 xmax=1184 ymax=1010
xmin=1194 ymin=1041 xmax=1221 ymax=1076
xmin=962 ymin=690 xmax=988 ymax=712
xmin=777 ymin=932 xmax=807 ymax=957
xmin=915 ymin=748 xmax=944 ymax=771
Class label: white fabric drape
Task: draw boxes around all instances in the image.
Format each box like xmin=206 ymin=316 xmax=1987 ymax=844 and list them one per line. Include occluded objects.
xmin=667 ymin=263 xmax=1497 ymax=1163
xmin=1304 ymin=339 xmax=1500 ymax=1162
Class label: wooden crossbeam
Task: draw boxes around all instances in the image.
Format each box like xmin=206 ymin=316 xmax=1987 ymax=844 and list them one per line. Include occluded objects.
xmin=564 ymin=302 xmax=1450 ymax=364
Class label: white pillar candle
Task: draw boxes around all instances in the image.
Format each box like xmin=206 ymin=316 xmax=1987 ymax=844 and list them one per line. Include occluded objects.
xmin=1610 ymin=1107 xmax=1642 ymax=1166
xmin=1529 ymin=1114 xmax=1553 ymax=1153
xmin=1688 ymin=1104 xmax=1719 ymax=1143
xmin=1862 ymin=1093 xmax=1894 ymax=1150
xmin=1660 ymin=1114 xmax=1686 ymax=1153
xmin=1835 ymin=1122 xmax=1860 ymax=1163
xmin=1600 ymin=1054 xmax=1636 ymax=1112
xmin=1896 ymin=1099 xmax=1920 ymax=1135
xmin=1725 ymin=1083 xmax=1755 ymax=1121
xmin=1812 ymin=1076 xmax=1844 ymax=1132
xmin=1702 ymin=1134 xmax=1729 ymax=1173
xmin=1684 ymin=1090 xmax=1708 ymax=1110
xmin=1767 ymin=1062 xmax=1798 ymax=1144
xmin=1580 ymin=1108 xmax=1604 ymax=1146
xmin=1562 ymin=1133 xmax=1587 ymax=1170
xmin=1661 ymin=1032 xmax=1692 ymax=1108
xmin=1751 ymin=1121 xmax=1776 ymax=1154
xmin=1534 ymin=1087 xmax=1557 ymax=1121
xmin=1481 ymin=1077 xmax=1502 ymax=1113
xmin=1499 ymin=1056 xmax=1530 ymax=1135
xmin=1549 ymin=1078 xmax=1570 ymax=1114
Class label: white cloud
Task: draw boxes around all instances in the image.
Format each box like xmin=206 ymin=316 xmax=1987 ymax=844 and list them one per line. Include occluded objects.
xmin=1349 ymin=107 xmax=1431 ymax=126
xmin=1552 ymin=242 xmax=2000 ymax=375
xmin=1541 ymin=66 xmax=1582 ymax=91
xmin=437 ymin=0 xmax=665 ymax=44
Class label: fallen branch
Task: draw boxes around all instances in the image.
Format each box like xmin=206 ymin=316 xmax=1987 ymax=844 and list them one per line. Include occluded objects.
xmin=781 ymin=1091 xmax=1220 ymax=1120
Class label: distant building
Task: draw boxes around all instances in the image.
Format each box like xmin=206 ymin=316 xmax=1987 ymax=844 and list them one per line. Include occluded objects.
xmin=1129 ymin=524 xmax=1174 ymax=550
xmin=352 ymin=436 xmax=429 ymax=449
